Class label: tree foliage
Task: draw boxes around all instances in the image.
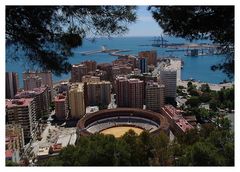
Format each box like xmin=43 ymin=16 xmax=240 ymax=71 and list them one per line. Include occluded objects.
xmin=6 ymin=6 xmax=137 ymax=75
xmin=38 ymin=125 xmax=234 ymax=166
xmin=149 ymin=6 xmax=234 ymax=78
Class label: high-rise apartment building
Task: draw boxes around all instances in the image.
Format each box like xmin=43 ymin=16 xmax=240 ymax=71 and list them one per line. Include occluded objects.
xmin=116 ymin=77 xmax=144 ymax=108
xmin=160 ymin=69 xmax=177 ymax=99
xmin=138 ymin=50 xmax=157 ymax=66
xmin=23 ymin=71 xmax=53 ymax=88
xmin=71 ymin=64 xmax=88 ymax=82
xmin=6 ymin=98 xmax=37 ymax=141
xmin=54 ymin=93 xmax=68 ymax=120
xmin=69 ymin=83 xmax=85 ymax=119
xmin=23 ymin=76 xmax=42 ymax=91
xmin=82 ymin=60 xmax=97 ymax=73
xmin=128 ymin=78 xmax=144 ymax=108
xmin=145 ymin=81 xmax=165 ymax=112
xmin=86 ymin=81 xmax=111 ymax=106
xmin=115 ymin=77 xmax=129 ymax=107
xmin=137 ymin=57 xmax=148 ymax=73
xmin=6 ymin=72 xmax=19 ymax=99
xmin=97 ymin=63 xmax=113 ymax=81
xmin=14 ymin=87 xmax=50 ymax=120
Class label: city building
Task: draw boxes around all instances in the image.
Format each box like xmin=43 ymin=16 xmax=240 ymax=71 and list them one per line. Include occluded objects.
xmin=82 ymin=60 xmax=97 ymax=73
xmin=69 ymin=83 xmax=85 ymax=119
xmin=54 ymin=81 xmax=70 ymax=94
xmin=128 ymin=73 xmax=158 ymax=102
xmin=14 ymin=87 xmax=50 ymax=120
xmin=115 ymin=77 xmax=129 ymax=107
xmin=160 ymin=58 xmax=182 ymax=84
xmin=116 ymin=77 xmax=144 ymax=108
xmin=23 ymin=71 xmax=53 ymax=88
xmin=137 ymin=57 xmax=148 ymax=73
xmin=23 ymin=76 xmax=42 ymax=91
xmin=112 ymin=65 xmax=132 ymax=79
xmin=112 ymin=56 xmax=137 ymax=69
xmin=161 ymin=105 xmax=193 ymax=134
xmin=86 ymin=81 xmax=111 ymax=106
xmin=160 ymin=69 xmax=177 ymax=100
xmin=133 ymin=68 xmax=141 ymax=75
xmin=71 ymin=64 xmax=88 ymax=82
xmin=145 ymin=81 xmax=165 ymax=112
xmin=6 ymin=98 xmax=37 ymax=141
xmin=138 ymin=50 xmax=157 ymax=66
xmin=5 ymin=124 xmax=25 ymax=163
xmin=97 ymin=63 xmax=113 ymax=81
xmin=82 ymin=75 xmax=100 ymax=83
xmin=54 ymin=93 xmax=68 ymax=120
xmin=128 ymin=78 xmax=144 ymax=108
xmin=6 ymin=72 xmax=19 ymax=99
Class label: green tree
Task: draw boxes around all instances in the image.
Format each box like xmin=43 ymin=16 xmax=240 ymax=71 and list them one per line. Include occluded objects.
xmin=179 ymin=141 xmax=225 ymax=166
xmin=6 ymin=160 xmax=19 ymax=166
xmin=121 ymin=130 xmax=141 ymax=165
xmin=189 ymin=89 xmax=200 ymax=96
xmin=209 ymin=99 xmax=218 ymax=111
xmin=199 ymin=92 xmax=211 ymax=102
xmin=6 ymin=6 xmax=136 ymax=75
xmin=200 ymin=84 xmax=211 ymax=92
xmin=149 ymin=6 xmax=234 ymax=78
xmin=186 ymin=96 xmax=201 ymax=107
xmin=151 ymin=132 xmax=170 ymax=165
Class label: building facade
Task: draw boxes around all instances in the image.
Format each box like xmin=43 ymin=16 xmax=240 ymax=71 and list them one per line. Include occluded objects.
xmin=6 ymin=98 xmax=37 ymax=141
xmin=23 ymin=71 xmax=53 ymax=88
xmin=160 ymin=70 xmax=177 ymax=99
xmin=145 ymin=81 xmax=165 ymax=112
xmin=82 ymin=75 xmax=100 ymax=83
xmin=128 ymin=78 xmax=144 ymax=108
xmin=112 ymin=65 xmax=132 ymax=79
xmin=69 ymin=83 xmax=85 ymax=119
xmin=54 ymin=93 xmax=68 ymax=120
xmin=14 ymin=87 xmax=50 ymax=120
xmin=116 ymin=77 xmax=144 ymax=108
xmin=86 ymin=81 xmax=111 ymax=106
xmin=138 ymin=50 xmax=157 ymax=66
xmin=161 ymin=105 xmax=193 ymax=134
xmin=71 ymin=64 xmax=88 ymax=82
xmin=23 ymin=76 xmax=42 ymax=91
xmin=82 ymin=60 xmax=97 ymax=73
xmin=137 ymin=57 xmax=148 ymax=73
xmin=6 ymin=72 xmax=19 ymax=99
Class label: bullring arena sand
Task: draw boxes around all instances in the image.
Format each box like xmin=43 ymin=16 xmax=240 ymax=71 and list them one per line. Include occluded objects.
xmin=100 ymin=126 xmax=143 ymax=138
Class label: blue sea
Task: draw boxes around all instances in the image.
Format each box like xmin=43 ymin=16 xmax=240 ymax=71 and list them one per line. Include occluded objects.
xmin=6 ymin=36 xmax=232 ymax=88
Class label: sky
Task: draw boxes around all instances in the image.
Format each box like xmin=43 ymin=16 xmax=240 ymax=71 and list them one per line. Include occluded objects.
xmin=126 ymin=6 xmax=163 ymax=37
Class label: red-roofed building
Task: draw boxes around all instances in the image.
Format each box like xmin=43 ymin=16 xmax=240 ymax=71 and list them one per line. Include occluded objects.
xmin=161 ymin=105 xmax=193 ymax=134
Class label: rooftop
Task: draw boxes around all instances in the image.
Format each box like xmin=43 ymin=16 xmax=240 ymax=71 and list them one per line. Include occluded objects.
xmin=6 ymin=98 xmax=33 ymax=108
xmin=15 ymin=87 xmax=47 ymax=98
xmin=5 ymin=150 xmax=13 ymax=158
xmin=55 ymin=94 xmax=67 ymax=102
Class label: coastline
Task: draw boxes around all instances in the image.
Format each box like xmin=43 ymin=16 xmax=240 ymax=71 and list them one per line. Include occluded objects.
xmin=178 ymin=80 xmax=234 ymax=91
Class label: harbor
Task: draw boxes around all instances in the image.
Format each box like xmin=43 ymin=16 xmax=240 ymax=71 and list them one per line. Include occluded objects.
xmin=79 ymin=46 xmax=131 ymax=57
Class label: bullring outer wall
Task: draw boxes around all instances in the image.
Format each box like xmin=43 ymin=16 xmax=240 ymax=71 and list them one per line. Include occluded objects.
xmin=77 ymin=108 xmax=170 ymax=137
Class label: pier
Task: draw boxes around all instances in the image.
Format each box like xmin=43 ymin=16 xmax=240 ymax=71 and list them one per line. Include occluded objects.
xmin=79 ymin=46 xmax=131 ymax=57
